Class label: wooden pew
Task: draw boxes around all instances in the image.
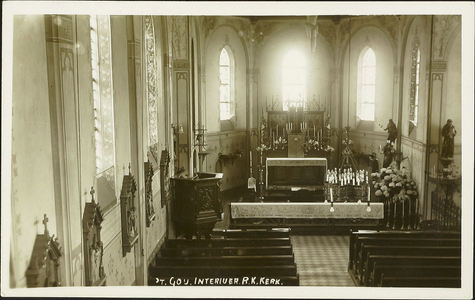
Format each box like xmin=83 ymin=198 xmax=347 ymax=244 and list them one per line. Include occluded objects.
xmin=371 ymin=264 xmax=460 ymax=287
xmin=219 ymin=228 xmax=291 ymax=239
xmin=351 ymin=237 xmax=461 ymax=277
xmin=149 ymin=264 xmax=298 ymax=277
xmin=348 ymin=230 xmax=460 ymax=272
xmin=379 ymin=275 xmax=461 ymax=288
xmin=358 ymin=245 xmax=461 ymax=285
xmin=166 ymin=237 xmax=292 ymax=248
xmin=365 ymin=255 xmax=461 ymax=287
xmin=150 ymin=227 xmax=299 ymax=286
xmin=154 ymin=255 xmax=296 ymax=267
xmin=161 ymin=245 xmax=294 ymax=257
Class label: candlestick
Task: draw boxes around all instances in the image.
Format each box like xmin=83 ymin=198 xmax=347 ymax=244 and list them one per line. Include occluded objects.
xmin=367 ymin=186 xmax=371 ymax=202
xmin=330 ymin=188 xmax=333 ymax=202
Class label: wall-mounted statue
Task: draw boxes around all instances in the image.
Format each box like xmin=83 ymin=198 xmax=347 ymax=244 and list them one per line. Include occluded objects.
xmin=441 ymin=119 xmax=457 ymax=158
xmin=384 ymin=119 xmax=398 ymax=144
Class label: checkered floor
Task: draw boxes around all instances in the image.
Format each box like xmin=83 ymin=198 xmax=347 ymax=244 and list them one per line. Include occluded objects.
xmin=291 ymin=235 xmax=355 ymax=286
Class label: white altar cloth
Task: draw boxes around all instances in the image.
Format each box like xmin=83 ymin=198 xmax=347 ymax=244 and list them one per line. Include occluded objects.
xmin=231 ymin=202 xmax=384 ymax=219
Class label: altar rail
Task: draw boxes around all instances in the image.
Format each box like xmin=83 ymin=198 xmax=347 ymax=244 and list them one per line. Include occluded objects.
xmin=229 ymin=202 xmax=384 ymax=232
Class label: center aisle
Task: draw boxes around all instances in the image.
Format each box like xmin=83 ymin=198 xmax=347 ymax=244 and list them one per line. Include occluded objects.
xmin=291 ymin=235 xmax=355 ymax=286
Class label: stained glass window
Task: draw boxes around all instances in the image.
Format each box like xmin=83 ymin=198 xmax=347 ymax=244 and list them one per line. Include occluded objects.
xmin=282 ymin=50 xmax=307 ymax=111
xmin=91 ymin=15 xmax=116 ymax=208
xmin=219 ymin=47 xmax=234 ymax=120
xmin=410 ymin=42 xmax=421 ymax=126
xmin=357 ymin=48 xmax=376 ymax=121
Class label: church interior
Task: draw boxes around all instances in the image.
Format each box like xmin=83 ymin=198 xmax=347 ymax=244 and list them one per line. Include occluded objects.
xmin=3 ymin=8 xmax=473 ymax=297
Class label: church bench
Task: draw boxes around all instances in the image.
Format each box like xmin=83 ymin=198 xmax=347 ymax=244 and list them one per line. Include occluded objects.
xmin=348 ymin=230 xmax=461 ymax=271
xmin=378 ymin=275 xmax=461 ymax=288
xmin=358 ymin=245 xmax=461 ymax=285
xmin=370 ymin=264 xmax=460 ymax=287
xmin=154 ymin=255 xmax=296 ymax=267
xmin=216 ymin=228 xmax=291 ymax=239
xmin=364 ymin=255 xmax=461 ymax=287
xmin=161 ymin=245 xmax=294 ymax=257
xmin=166 ymin=237 xmax=292 ymax=248
xmin=349 ymin=237 xmax=461 ymax=275
xmin=148 ymin=275 xmax=300 ymax=286
xmin=149 ymin=264 xmax=298 ymax=278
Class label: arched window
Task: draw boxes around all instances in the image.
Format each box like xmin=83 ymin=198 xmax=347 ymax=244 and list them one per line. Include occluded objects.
xmin=91 ymin=15 xmax=116 ymax=210
xmin=357 ymin=48 xmax=376 ymax=121
xmin=282 ymin=50 xmax=307 ymax=111
xmin=219 ymin=47 xmax=234 ymax=120
xmin=410 ymin=44 xmax=421 ymax=126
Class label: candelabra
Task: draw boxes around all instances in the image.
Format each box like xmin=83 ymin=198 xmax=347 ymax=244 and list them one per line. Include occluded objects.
xmin=339 ymin=126 xmax=358 ymax=171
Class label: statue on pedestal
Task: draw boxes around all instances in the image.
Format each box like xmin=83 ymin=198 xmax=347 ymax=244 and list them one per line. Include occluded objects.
xmin=384 ymin=119 xmax=398 ymax=144
xmin=441 ymin=119 xmax=457 ymax=158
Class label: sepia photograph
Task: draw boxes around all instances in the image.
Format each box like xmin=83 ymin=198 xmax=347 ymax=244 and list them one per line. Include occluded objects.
xmin=1 ymin=1 xmax=473 ymax=299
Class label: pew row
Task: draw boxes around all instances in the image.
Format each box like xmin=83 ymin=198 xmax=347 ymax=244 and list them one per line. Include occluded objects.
xmin=149 ymin=228 xmax=299 ymax=286
xmin=348 ymin=230 xmax=461 ymax=288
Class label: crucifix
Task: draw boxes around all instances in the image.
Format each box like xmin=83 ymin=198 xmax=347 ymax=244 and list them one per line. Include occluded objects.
xmin=43 ymin=214 xmax=49 ymax=236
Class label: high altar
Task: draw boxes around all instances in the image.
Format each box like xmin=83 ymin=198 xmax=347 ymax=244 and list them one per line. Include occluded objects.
xmin=234 ymin=102 xmax=384 ymax=231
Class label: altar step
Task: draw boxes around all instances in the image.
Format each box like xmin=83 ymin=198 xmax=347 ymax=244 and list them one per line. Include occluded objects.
xmin=149 ymin=228 xmax=299 ymax=286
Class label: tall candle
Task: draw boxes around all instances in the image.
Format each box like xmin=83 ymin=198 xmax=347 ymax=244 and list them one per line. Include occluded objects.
xmin=367 ymin=186 xmax=371 ymax=202
xmin=314 ymin=125 xmax=316 ymax=137
xmin=330 ymin=188 xmax=333 ymax=202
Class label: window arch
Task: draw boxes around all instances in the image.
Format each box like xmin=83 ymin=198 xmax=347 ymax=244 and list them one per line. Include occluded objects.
xmin=357 ymin=48 xmax=376 ymax=121
xmin=219 ymin=46 xmax=234 ymax=120
xmin=282 ymin=50 xmax=307 ymax=111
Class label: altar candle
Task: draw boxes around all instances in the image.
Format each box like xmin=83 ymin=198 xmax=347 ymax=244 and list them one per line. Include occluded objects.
xmin=314 ymin=125 xmax=316 ymax=137
xmin=353 ymin=178 xmax=355 ymax=185
xmin=276 ymin=125 xmax=279 ymax=137
xmin=330 ymin=188 xmax=333 ymax=202
xmin=433 ymin=165 xmax=436 ymax=177
xmin=367 ymin=186 xmax=371 ymax=202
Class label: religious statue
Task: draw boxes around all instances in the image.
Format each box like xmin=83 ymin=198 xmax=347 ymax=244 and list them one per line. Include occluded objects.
xmin=127 ymin=207 xmax=137 ymax=238
xmin=441 ymin=119 xmax=457 ymax=158
xmin=384 ymin=119 xmax=398 ymax=144
xmin=382 ymin=141 xmax=395 ymax=168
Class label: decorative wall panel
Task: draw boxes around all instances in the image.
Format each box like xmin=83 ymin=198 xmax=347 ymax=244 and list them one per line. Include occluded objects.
xmin=145 ymin=16 xmax=159 ymax=161
xmin=170 ymin=16 xmax=188 ymax=60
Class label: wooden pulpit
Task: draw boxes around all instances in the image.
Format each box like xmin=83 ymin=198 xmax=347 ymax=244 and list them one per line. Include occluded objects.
xmin=171 ymin=172 xmax=223 ymax=239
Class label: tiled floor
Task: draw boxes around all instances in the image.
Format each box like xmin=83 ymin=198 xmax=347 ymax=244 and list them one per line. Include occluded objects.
xmin=291 ymin=235 xmax=355 ymax=286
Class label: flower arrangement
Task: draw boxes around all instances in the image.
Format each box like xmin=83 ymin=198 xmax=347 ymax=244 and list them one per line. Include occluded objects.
xmin=272 ymin=136 xmax=287 ymax=150
xmin=371 ymin=164 xmax=418 ymax=204
xmin=256 ymin=144 xmax=270 ymax=152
